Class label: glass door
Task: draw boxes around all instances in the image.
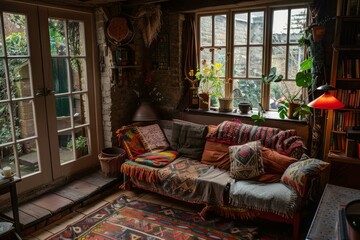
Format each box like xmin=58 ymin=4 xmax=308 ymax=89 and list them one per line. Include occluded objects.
xmin=0 ymin=2 xmax=98 ymax=193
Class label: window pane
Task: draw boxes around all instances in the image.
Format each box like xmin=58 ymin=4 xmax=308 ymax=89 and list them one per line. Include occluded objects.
xmin=70 ymin=58 xmax=87 ymax=91
xmin=199 ymin=48 xmax=211 ymax=65
xmin=0 ymin=16 xmax=3 ymax=57
xmin=271 ymin=46 xmax=286 ymax=77
xmin=214 ymin=15 xmax=226 ymax=46
xmin=272 ymin=10 xmax=288 ymax=44
xmin=49 ymin=18 xmax=67 ymax=56
xmin=214 ymin=48 xmax=226 ymax=77
xmin=14 ymin=100 xmax=36 ymax=140
xmin=4 ymin=13 xmax=29 ymax=56
xmin=249 ymin=47 xmax=263 ymax=77
xmin=250 ymin=12 xmax=264 ymax=44
xmin=200 ymin=16 xmax=212 ymax=46
xmin=68 ymin=20 xmax=85 ymax=56
xmin=234 ymin=13 xmax=248 ymax=45
xmin=0 ymin=103 xmax=13 ymax=143
xmin=233 ymin=47 xmax=247 ymax=77
xmin=270 ymin=81 xmax=282 ymax=109
xmin=0 ymin=59 xmax=8 ymax=100
xmin=52 ymin=58 xmax=69 ymax=94
xmin=289 ymin=8 xmax=307 ymax=43
xmin=288 ymin=45 xmax=304 ymax=79
xmin=73 ymin=93 xmax=89 ymax=126
xmin=9 ymin=58 xmax=31 ymax=99
xmin=233 ymin=79 xmax=261 ymax=107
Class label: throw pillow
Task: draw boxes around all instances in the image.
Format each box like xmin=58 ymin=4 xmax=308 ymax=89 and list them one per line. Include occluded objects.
xmin=281 ymin=158 xmax=330 ymax=197
xmin=262 ymin=147 xmax=298 ymax=174
xmin=171 ymin=121 xmax=208 ymax=160
xmin=137 ymin=124 xmax=169 ymax=153
xmin=229 ymin=141 xmax=264 ymax=180
xmin=116 ymin=126 xmax=146 ymax=160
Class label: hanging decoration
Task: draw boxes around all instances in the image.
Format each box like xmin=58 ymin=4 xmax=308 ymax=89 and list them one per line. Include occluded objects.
xmin=135 ymin=4 xmax=162 ymax=47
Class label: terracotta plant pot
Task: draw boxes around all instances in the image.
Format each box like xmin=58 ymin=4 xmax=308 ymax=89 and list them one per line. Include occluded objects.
xmin=288 ymin=103 xmax=300 ymax=120
xmin=219 ymin=98 xmax=233 ymax=112
xmin=198 ymin=93 xmax=210 ymax=110
xmin=312 ymin=25 xmax=326 ymax=42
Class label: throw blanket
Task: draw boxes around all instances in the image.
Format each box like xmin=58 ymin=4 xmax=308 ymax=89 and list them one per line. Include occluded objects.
xmin=135 ymin=150 xmax=179 ymax=167
xmin=121 ymin=161 xmax=160 ymax=183
xmin=208 ymin=120 xmax=305 ymax=156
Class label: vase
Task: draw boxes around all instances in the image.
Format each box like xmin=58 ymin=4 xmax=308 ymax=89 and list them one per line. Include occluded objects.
xmin=288 ymin=103 xmax=300 ymax=120
xmin=238 ymin=102 xmax=252 ymax=114
xmin=219 ymin=98 xmax=233 ymax=112
xmin=198 ymin=93 xmax=210 ymax=110
xmin=189 ymin=87 xmax=199 ymax=109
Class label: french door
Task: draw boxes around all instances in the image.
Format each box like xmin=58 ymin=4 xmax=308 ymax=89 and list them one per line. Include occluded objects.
xmin=0 ymin=2 xmax=98 ymax=193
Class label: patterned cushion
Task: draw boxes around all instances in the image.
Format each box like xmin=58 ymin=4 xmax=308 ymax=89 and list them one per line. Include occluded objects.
xmin=116 ymin=126 xmax=146 ymax=160
xmin=137 ymin=124 xmax=169 ymax=153
xmin=281 ymin=158 xmax=329 ymax=197
xmin=229 ymin=141 xmax=264 ymax=180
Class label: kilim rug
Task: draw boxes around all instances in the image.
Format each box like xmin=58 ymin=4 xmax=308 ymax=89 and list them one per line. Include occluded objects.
xmin=46 ymin=195 xmax=259 ymax=240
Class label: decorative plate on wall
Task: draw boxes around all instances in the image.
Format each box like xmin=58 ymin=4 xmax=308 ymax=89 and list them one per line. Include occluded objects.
xmin=106 ymin=17 xmax=134 ymax=47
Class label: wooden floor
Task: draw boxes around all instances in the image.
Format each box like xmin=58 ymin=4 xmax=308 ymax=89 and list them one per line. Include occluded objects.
xmin=0 ymin=171 xmax=121 ymax=238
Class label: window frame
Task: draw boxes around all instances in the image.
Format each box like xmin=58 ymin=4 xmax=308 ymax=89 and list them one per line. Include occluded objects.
xmin=195 ymin=2 xmax=309 ymax=112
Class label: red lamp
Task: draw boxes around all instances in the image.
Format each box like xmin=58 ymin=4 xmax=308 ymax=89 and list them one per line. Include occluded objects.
xmin=308 ymin=84 xmax=344 ymax=109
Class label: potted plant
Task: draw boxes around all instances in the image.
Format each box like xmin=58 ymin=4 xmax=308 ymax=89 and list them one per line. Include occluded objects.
xmin=277 ymin=57 xmax=313 ymax=120
xmin=67 ymin=136 xmax=88 ymax=157
xmin=308 ymin=4 xmax=331 ymax=42
xmin=195 ymin=60 xmax=223 ymax=110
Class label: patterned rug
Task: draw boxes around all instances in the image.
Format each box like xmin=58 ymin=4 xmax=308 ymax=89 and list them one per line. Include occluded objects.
xmin=47 ymin=195 xmax=258 ymax=240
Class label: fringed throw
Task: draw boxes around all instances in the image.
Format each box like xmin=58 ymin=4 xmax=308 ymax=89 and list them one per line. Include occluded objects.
xmin=121 ymin=161 xmax=159 ymax=183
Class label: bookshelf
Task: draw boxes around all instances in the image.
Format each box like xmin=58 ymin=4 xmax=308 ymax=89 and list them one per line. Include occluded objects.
xmin=324 ymin=0 xmax=360 ymax=188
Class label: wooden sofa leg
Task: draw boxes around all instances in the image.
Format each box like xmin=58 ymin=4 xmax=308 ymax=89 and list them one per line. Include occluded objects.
xmin=292 ymin=211 xmax=301 ymax=240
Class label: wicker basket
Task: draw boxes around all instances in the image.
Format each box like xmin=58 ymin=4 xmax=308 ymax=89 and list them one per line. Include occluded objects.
xmin=98 ymin=147 xmax=125 ymax=177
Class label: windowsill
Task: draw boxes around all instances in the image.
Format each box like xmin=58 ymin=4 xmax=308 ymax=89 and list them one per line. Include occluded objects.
xmin=184 ymin=107 xmax=308 ymax=124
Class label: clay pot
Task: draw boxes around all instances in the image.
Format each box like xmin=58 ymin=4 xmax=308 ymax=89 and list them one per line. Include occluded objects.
xmin=198 ymin=93 xmax=210 ymax=110
xmin=288 ymin=103 xmax=300 ymax=120
xmin=219 ymin=98 xmax=233 ymax=112
xmin=238 ymin=102 xmax=252 ymax=114
xmin=312 ymin=25 xmax=326 ymax=42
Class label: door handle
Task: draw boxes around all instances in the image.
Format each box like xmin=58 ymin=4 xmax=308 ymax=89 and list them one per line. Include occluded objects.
xmin=36 ymin=88 xmax=55 ymax=97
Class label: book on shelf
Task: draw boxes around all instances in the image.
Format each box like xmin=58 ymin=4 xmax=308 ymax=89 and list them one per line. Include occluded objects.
xmin=343 ymin=0 xmax=360 ymax=16
xmin=338 ymin=58 xmax=360 ymax=79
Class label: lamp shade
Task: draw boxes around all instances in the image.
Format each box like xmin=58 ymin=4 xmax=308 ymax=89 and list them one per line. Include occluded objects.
xmin=132 ymin=100 xmax=159 ymax=122
xmin=308 ymin=92 xmax=344 ymax=109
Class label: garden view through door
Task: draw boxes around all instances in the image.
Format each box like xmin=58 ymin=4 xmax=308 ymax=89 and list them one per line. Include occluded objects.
xmin=0 ymin=3 xmax=96 ymax=193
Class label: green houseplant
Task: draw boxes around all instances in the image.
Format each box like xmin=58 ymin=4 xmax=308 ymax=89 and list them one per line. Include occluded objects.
xmin=67 ymin=136 xmax=88 ymax=157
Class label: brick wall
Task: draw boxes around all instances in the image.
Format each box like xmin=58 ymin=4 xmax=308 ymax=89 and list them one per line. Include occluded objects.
xmin=96 ymin=6 xmax=184 ymax=147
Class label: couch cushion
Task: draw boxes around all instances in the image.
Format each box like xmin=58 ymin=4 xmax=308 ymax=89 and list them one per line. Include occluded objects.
xmin=171 ymin=121 xmax=207 ymax=160
xmin=262 ymin=147 xmax=298 ymax=174
xmin=201 ymin=125 xmax=230 ymax=170
xmin=281 ymin=158 xmax=330 ymax=197
xmin=116 ymin=125 xmax=146 ymax=159
xmin=229 ymin=141 xmax=264 ymax=180
xmin=137 ymin=123 xmax=169 ymax=153
xmin=229 ymin=180 xmax=299 ymax=218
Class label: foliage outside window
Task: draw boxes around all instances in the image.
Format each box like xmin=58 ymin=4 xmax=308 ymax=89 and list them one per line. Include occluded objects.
xmin=197 ymin=4 xmax=308 ymax=111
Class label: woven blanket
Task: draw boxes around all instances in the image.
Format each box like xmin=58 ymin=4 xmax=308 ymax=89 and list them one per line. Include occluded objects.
xmin=208 ymin=120 xmax=305 ymax=157
xmin=121 ymin=160 xmax=159 ymax=182
xmin=135 ymin=150 xmax=179 ymax=167
xmin=130 ymin=157 xmax=230 ymax=206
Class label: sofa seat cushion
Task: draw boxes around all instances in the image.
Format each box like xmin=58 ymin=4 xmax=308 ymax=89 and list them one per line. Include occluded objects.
xmin=156 ymin=157 xmax=231 ymax=206
xmin=229 ymin=180 xmax=299 ymax=218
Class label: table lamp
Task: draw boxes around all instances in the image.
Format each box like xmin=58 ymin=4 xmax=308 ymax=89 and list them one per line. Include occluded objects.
xmin=308 ymin=84 xmax=344 ymax=109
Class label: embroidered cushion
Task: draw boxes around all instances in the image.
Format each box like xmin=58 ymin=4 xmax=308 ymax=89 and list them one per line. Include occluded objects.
xmin=137 ymin=124 xmax=169 ymax=153
xmin=116 ymin=126 xmax=146 ymax=160
xmin=229 ymin=141 xmax=264 ymax=180
xmin=281 ymin=158 xmax=329 ymax=197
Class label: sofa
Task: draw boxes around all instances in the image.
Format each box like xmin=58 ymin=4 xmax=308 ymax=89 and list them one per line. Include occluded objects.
xmin=117 ymin=119 xmax=329 ymax=239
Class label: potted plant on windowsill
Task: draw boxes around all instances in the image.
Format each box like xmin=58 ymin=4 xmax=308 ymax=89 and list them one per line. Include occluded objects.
xmin=277 ymin=57 xmax=313 ymax=120
xmin=195 ymin=60 xmax=223 ymax=110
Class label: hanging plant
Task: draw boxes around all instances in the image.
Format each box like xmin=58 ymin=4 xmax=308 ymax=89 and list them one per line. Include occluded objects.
xmin=136 ymin=4 xmax=162 ymax=47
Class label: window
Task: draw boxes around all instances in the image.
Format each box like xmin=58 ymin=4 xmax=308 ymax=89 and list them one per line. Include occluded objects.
xmin=197 ymin=4 xmax=308 ymax=111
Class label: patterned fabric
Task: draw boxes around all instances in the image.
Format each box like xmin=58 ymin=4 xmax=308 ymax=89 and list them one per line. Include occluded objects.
xmin=229 ymin=141 xmax=264 ymax=180
xmin=135 ymin=150 xmax=179 ymax=167
xmin=158 ymin=157 xmax=212 ymax=194
xmin=281 ymin=158 xmax=329 ymax=197
xmin=116 ymin=126 xmax=146 ymax=159
xmin=171 ymin=121 xmax=208 ymax=160
xmin=47 ymin=195 xmax=258 ymax=240
xmin=208 ymin=120 xmax=306 ymax=157
xmin=137 ymin=123 xmax=169 ymax=152
xmin=121 ymin=160 xmax=160 ymax=182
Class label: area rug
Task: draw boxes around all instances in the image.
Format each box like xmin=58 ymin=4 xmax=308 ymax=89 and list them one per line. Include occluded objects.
xmin=47 ymin=194 xmax=258 ymax=240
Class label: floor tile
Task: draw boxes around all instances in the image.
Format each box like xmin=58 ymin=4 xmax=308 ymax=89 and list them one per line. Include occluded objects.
xmin=32 ymin=193 xmax=74 ymax=213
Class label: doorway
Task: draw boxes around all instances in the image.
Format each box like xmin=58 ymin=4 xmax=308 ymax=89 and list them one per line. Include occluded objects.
xmin=0 ymin=2 xmax=99 ymax=194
